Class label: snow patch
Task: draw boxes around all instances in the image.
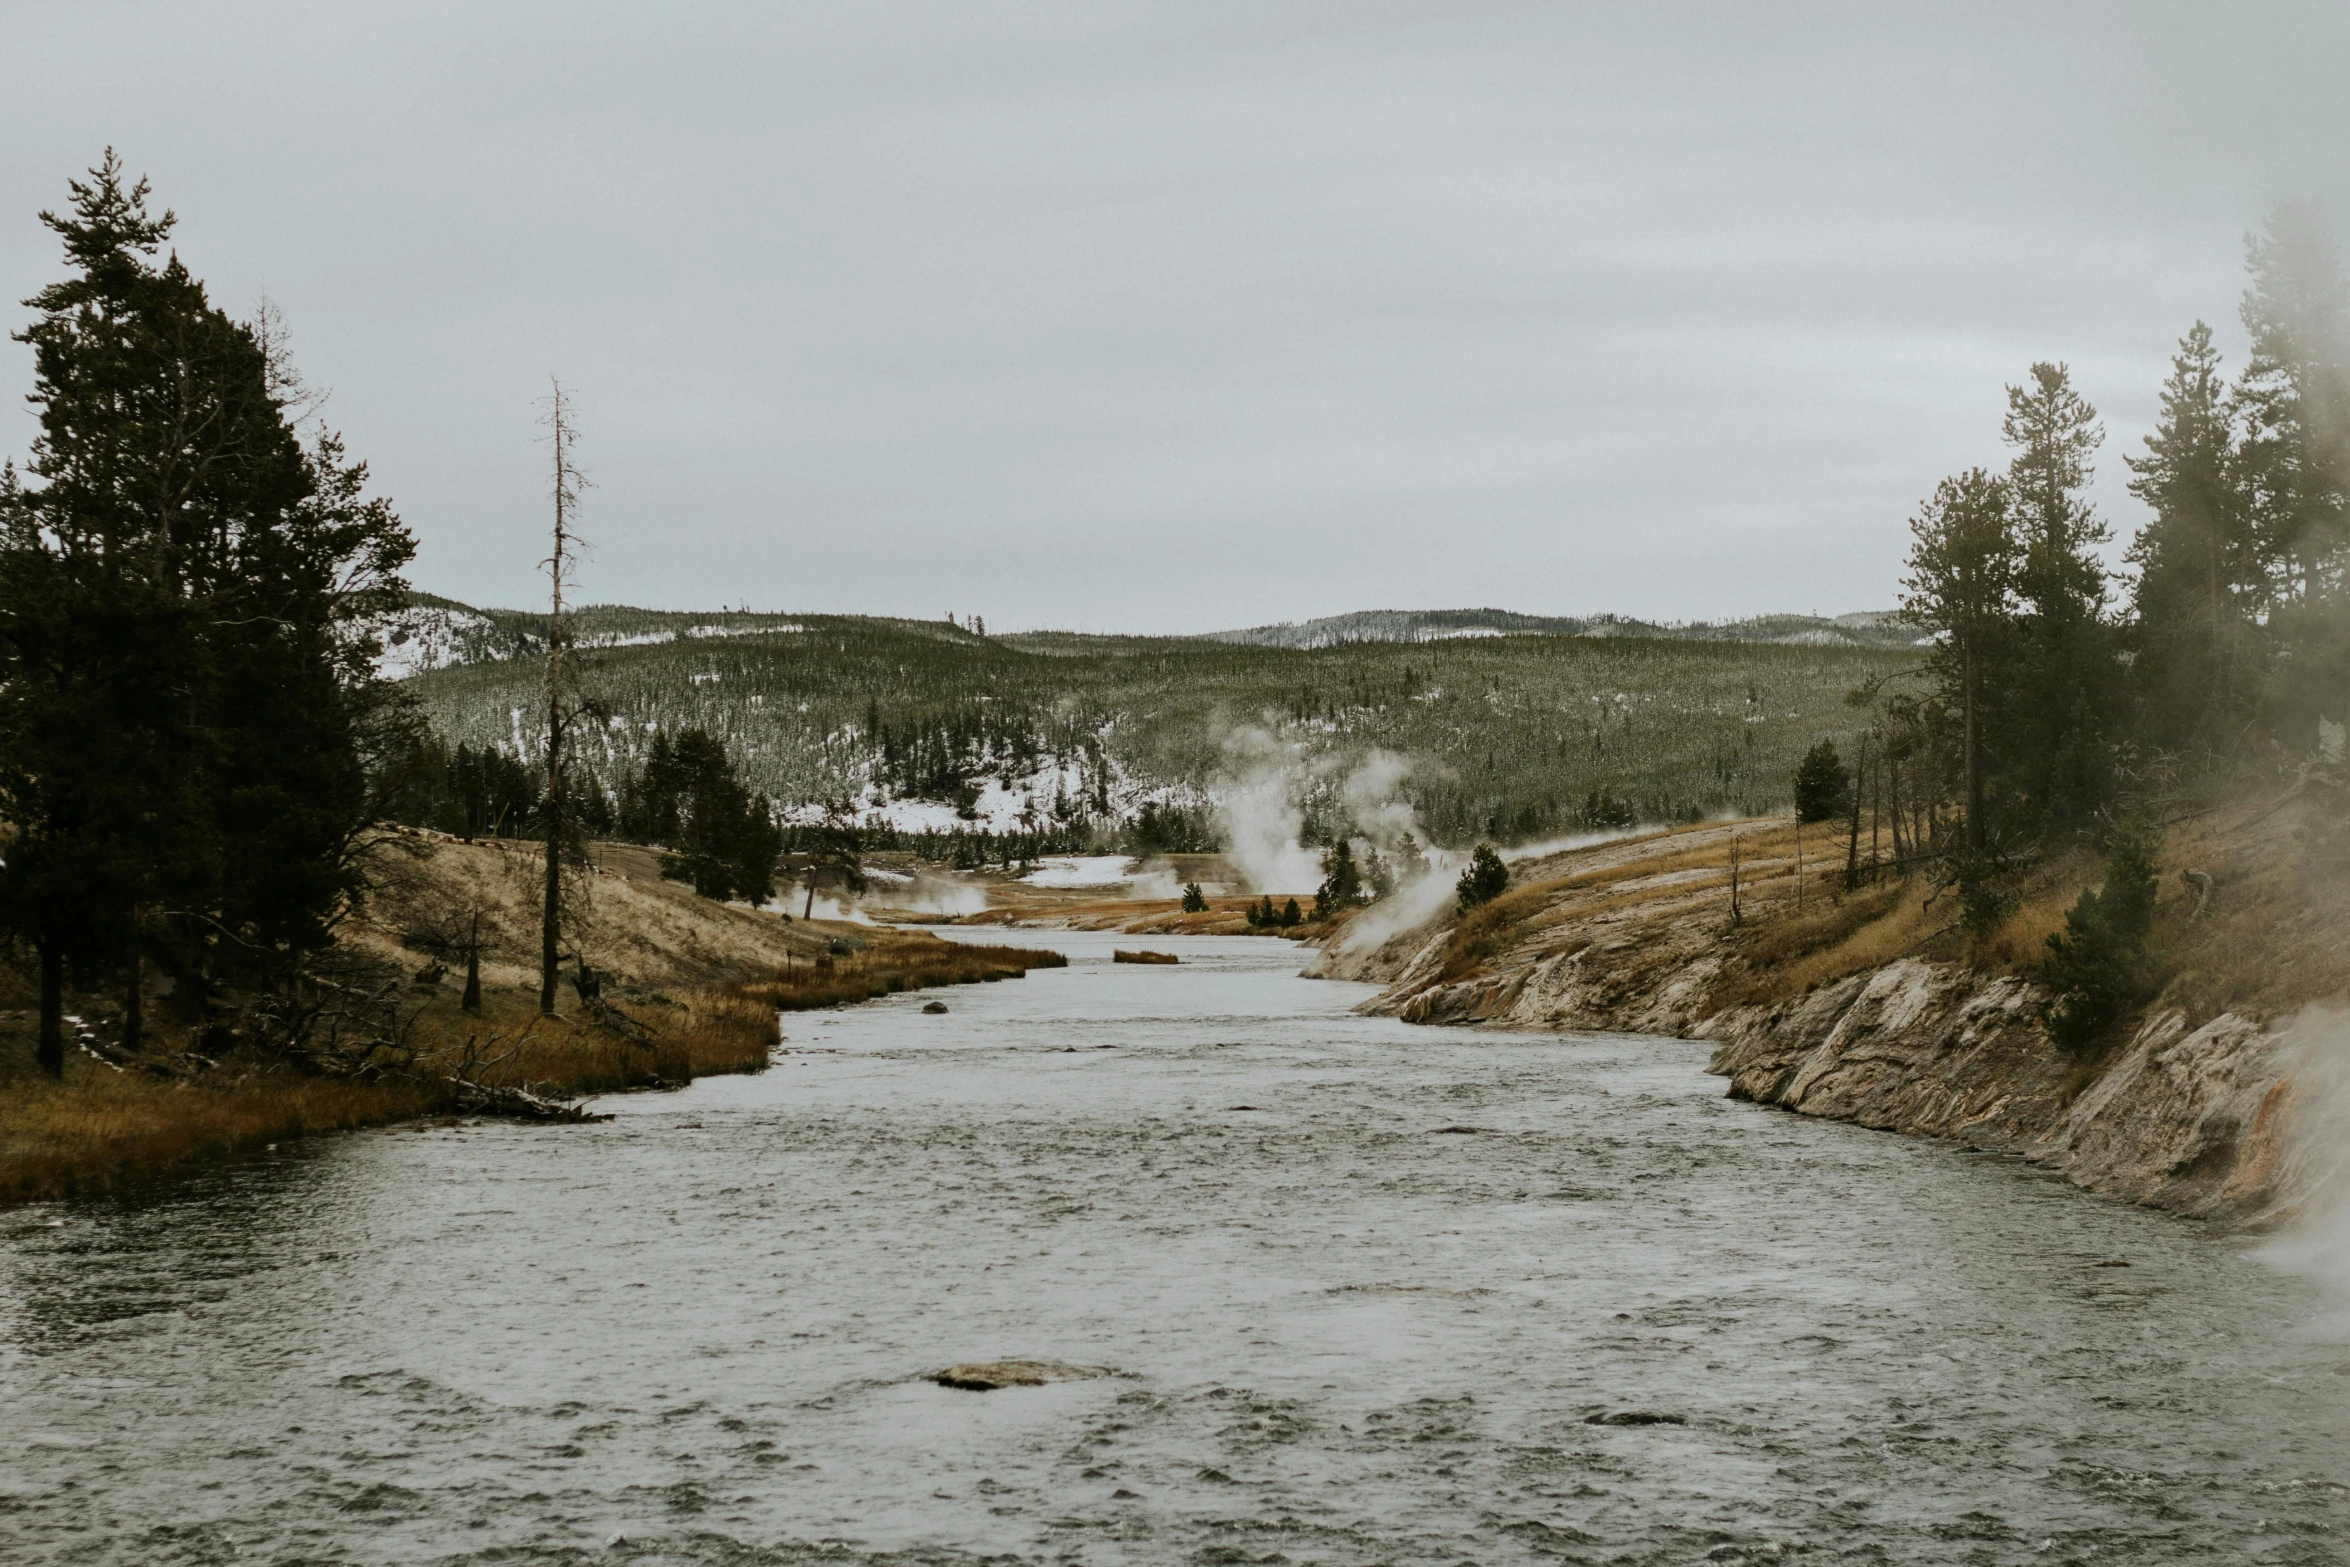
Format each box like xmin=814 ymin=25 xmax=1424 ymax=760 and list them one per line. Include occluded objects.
xmin=1023 ymin=856 xmax=1142 ymax=888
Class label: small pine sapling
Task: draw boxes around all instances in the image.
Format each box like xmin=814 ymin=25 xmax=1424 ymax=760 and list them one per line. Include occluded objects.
xmin=1455 ymin=844 xmax=1509 ymax=911
xmin=2039 ymin=818 xmax=2158 ymax=1052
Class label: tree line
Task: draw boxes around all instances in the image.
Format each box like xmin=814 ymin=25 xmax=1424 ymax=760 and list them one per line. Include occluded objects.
xmin=1887 ymin=204 xmax=2343 ymax=859
xmin=1795 ymin=200 xmax=2350 ymax=1045
xmin=0 ymin=156 xmax=416 ymax=1075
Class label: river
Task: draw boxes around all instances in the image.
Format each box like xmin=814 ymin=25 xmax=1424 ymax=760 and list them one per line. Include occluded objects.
xmin=2 ymin=931 xmax=2346 ymax=1564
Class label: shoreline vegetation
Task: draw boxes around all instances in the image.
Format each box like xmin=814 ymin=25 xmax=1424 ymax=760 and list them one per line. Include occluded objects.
xmin=1301 ymin=781 xmax=2347 ymax=1224
xmin=0 ymin=831 xmax=1062 ymax=1207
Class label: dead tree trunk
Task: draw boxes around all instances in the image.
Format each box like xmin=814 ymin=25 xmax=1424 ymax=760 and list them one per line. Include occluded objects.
xmin=36 ymin=940 xmax=64 ymax=1079
xmin=1844 ymin=737 xmax=1866 ymax=891
xmin=121 ymin=948 xmax=143 ymax=1052
xmin=539 ymin=378 xmax=582 ymax=1018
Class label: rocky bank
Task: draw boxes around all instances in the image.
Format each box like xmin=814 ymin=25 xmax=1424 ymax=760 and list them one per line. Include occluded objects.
xmin=1314 ymin=810 xmax=2342 ymax=1226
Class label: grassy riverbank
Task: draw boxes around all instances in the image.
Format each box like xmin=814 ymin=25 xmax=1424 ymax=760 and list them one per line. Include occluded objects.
xmin=0 ymin=987 xmax=775 ymax=1206
xmin=1332 ymin=786 xmax=2350 ymax=1034
xmin=1297 ymin=783 xmax=2349 ymax=1222
xmin=0 ymin=832 xmax=1062 ymax=1206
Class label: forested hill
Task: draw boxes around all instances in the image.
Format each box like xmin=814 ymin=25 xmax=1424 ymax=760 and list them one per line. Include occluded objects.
xmin=1206 ymin=607 xmax=1917 ymax=650
xmin=397 ymin=597 xmax=1911 ymax=847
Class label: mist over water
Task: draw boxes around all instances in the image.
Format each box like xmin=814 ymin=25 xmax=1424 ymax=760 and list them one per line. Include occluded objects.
xmin=2261 ymin=1005 xmax=2350 ymax=1339
xmin=3 ymin=933 xmax=2346 ymax=1564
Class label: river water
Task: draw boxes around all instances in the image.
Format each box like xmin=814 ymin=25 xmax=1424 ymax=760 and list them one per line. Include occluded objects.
xmin=3 ymin=932 xmax=2347 ymax=1565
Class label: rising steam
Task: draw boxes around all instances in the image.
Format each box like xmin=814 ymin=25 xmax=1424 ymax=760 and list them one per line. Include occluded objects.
xmin=2260 ymin=1004 xmax=2350 ymax=1337
xmin=1216 ymin=728 xmax=1326 ymax=894
xmin=1212 ymin=732 xmax=1464 ymax=945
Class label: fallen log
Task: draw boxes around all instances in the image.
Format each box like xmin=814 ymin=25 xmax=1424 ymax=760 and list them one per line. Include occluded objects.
xmin=445 ymin=1076 xmax=610 ymax=1123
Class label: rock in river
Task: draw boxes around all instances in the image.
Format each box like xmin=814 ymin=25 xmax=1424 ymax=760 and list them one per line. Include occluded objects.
xmin=934 ymin=1359 xmax=1103 ymax=1391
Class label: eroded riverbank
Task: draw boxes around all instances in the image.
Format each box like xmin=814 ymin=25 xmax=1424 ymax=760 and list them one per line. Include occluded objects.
xmin=1314 ymin=801 xmax=2350 ymax=1225
xmin=3 ymin=932 xmax=2346 ymax=1563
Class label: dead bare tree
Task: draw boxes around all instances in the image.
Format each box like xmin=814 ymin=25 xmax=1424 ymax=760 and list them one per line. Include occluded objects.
xmin=1727 ymin=832 xmax=1744 ymax=926
xmin=539 ymin=379 xmax=587 ymax=1016
xmin=1845 ymin=734 xmax=1868 ymax=891
xmin=398 ymin=898 xmax=492 ymax=1013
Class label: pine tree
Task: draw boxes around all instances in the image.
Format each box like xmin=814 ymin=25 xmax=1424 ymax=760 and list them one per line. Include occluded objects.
xmin=2234 ymin=200 xmax=2350 ymax=609
xmin=2002 ymin=362 xmax=2121 ymax=829
xmin=1899 ymin=468 xmax=2023 ymax=858
xmin=800 ymin=798 xmax=867 ymax=918
xmin=1454 ymin=844 xmax=1508 ymax=910
xmin=2040 ymin=818 xmax=2159 ymax=1052
xmin=2126 ymin=323 xmax=2262 ymax=762
xmin=2232 ymin=201 xmax=2350 ymax=745
xmin=625 ymin=727 xmax=783 ymax=904
xmin=1792 ymin=740 xmax=1851 ymax=824
xmin=0 ymin=154 xmax=413 ymax=1068
xmin=1312 ymin=840 xmax=1364 ymax=920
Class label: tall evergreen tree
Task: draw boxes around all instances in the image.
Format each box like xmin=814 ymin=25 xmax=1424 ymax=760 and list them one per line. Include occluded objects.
xmin=799 ymin=799 xmax=866 ymax=918
xmin=1898 ymin=468 xmax=2022 ymax=857
xmin=2002 ymin=362 xmax=2120 ymax=828
xmin=0 ymin=154 xmax=413 ymax=1070
xmin=1792 ymin=740 xmax=1851 ymax=824
xmin=620 ymin=728 xmax=781 ymax=903
xmin=2126 ymin=322 xmax=2262 ymax=761
xmin=2232 ymin=201 xmax=2350 ymax=744
xmin=2234 ymin=200 xmax=2350 ymax=608
xmin=1313 ymin=840 xmax=1364 ymax=919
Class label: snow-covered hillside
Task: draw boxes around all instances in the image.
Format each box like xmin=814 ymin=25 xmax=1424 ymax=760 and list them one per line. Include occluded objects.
xmin=373 ymin=597 xmax=532 ymax=679
xmin=373 ymin=594 xmax=809 ymax=680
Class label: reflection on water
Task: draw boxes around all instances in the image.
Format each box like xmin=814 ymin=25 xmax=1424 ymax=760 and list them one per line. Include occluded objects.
xmin=2 ymin=931 xmax=2346 ymax=1564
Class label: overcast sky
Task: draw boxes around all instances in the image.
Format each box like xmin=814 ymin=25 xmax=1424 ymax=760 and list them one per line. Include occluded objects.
xmin=6 ymin=3 xmax=2349 ymax=633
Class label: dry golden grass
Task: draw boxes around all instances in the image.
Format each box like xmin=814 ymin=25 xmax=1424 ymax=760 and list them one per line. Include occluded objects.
xmin=0 ymin=830 xmax=977 ymax=1207
xmin=1437 ymin=881 xmax=1564 ymax=981
xmin=959 ymin=891 xmax=1284 ymax=937
xmin=1965 ymin=875 xmax=2082 ymax=973
xmin=360 ymin=829 xmax=827 ymax=992
xmin=419 ymin=987 xmax=781 ymax=1099
xmin=0 ymin=1063 xmax=432 ymax=1206
xmin=1712 ymin=880 xmax=1923 ymax=1006
xmin=1509 ymin=790 xmax=2350 ymax=1031
xmin=2144 ymin=799 xmax=2350 ymax=1024
xmin=0 ymin=982 xmax=784 ymax=1207
xmin=734 ymin=933 xmax=1065 ymax=1012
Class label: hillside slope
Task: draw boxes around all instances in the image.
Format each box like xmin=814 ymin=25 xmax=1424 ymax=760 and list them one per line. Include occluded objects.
xmin=398 ymin=599 xmax=1912 ymax=846
xmin=1208 ymin=606 xmax=1917 ymax=650
xmin=1312 ymin=795 xmax=2350 ymax=1225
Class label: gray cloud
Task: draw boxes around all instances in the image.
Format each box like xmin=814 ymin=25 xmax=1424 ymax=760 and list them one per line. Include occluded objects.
xmin=5 ymin=2 xmax=2348 ymax=631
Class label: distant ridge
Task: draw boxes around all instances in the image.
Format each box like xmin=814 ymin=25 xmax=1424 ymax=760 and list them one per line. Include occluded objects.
xmin=378 ymin=594 xmax=1922 ymax=678
xmin=376 ymin=594 xmax=817 ymax=678
xmin=1206 ymin=607 xmax=1919 ymax=651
